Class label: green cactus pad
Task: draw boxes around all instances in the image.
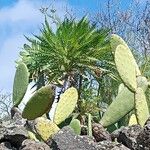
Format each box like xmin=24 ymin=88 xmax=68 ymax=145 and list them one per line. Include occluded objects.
xmin=35 ymin=117 xmax=60 ymax=141
xmin=118 ymin=83 xmax=125 ymax=94
xmin=137 ymin=76 xmax=148 ymax=92
xmin=13 ymin=62 xmax=29 ymax=106
xmin=53 ymin=87 xmax=78 ymax=125
xmin=100 ymin=86 xmax=134 ymax=127
xmin=111 ymin=34 xmax=141 ymax=76
xmin=22 ymin=86 xmax=54 ymax=120
xmin=128 ymin=114 xmax=137 ymax=126
xmin=69 ymin=119 xmax=81 ymax=135
xmin=135 ymin=87 xmax=149 ymax=127
xmin=115 ymin=44 xmax=137 ymax=92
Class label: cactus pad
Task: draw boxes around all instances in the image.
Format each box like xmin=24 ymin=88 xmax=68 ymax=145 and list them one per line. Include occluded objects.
xmin=100 ymin=86 xmax=134 ymax=127
xmin=128 ymin=114 xmax=137 ymax=126
xmin=22 ymin=86 xmax=54 ymax=120
xmin=115 ymin=44 xmax=137 ymax=92
xmin=35 ymin=117 xmax=60 ymax=141
xmin=13 ymin=62 xmax=29 ymax=106
xmin=53 ymin=87 xmax=78 ymax=125
xmin=69 ymin=119 xmax=81 ymax=135
xmin=135 ymin=87 xmax=149 ymax=127
xmin=118 ymin=83 xmax=125 ymax=94
xmin=111 ymin=34 xmax=141 ymax=76
xmin=110 ymin=34 xmax=128 ymax=52
xmin=137 ymin=76 xmax=148 ymax=92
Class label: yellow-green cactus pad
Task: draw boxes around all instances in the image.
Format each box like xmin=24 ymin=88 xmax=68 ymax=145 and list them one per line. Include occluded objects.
xmin=27 ymin=131 xmax=39 ymax=141
xmin=100 ymin=86 xmax=134 ymax=127
xmin=22 ymin=86 xmax=54 ymax=120
xmin=69 ymin=119 xmax=81 ymax=135
xmin=137 ymin=76 xmax=148 ymax=92
xmin=128 ymin=114 xmax=137 ymax=126
xmin=110 ymin=34 xmax=128 ymax=52
xmin=35 ymin=117 xmax=60 ymax=141
xmin=118 ymin=83 xmax=125 ymax=94
xmin=53 ymin=87 xmax=78 ymax=125
xmin=111 ymin=34 xmax=141 ymax=76
xmin=115 ymin=45 xmax=137 ymax=92
xmin=13 ymin=63 xmax=29 ymax=106
xmin=135 ymin=87 xmax=149 ymax=127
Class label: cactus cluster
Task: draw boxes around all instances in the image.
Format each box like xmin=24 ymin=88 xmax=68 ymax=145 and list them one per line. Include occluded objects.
xmin=24 ymin=87 xmax=78 ymax=141
xmin=12 ymin=62 xmax=79 ymax=141
xmin=100 ymin=34 xmax=149 ymax=127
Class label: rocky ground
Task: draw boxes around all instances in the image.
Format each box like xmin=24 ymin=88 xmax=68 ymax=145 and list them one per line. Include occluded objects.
xmin=0 ymin=112 xmax=150 ymax=150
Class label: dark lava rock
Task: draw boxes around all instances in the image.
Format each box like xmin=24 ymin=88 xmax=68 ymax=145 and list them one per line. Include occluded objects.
xmin=50 ymin=126 xmax=129 ymax=150
xmin=97 ymin=141 xmax=130 ymax=150
xmin=20 ymin=139 xmax=51 ymax=150
xmin=112 ymin=125 xmax=142 ymax=150
xmin=0 ymin=112 xmax=28 ymax=149
xmin=92 ymin=123 xmax=111 ymax=142
xmin=0 ymin=121 xmax=28 ymax=148
xmin=136 ymin=117 xmax=150 ymax=150
xmin=0 ymin=142 xmax=16 ymax=150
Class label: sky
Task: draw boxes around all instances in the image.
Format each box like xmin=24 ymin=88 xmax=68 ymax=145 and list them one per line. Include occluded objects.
xmin=0 ymin=0 xmax=146 ymax=94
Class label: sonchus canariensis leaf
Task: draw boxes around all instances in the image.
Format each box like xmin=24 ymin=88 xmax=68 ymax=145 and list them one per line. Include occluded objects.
xmin=53 ymin=87 xmax=78 ymax=125
xmin=13 ymin=62 xmax=29 ymax=106
xmin=100 ymin=86 xmax=134 ymax=127
xmin=22 ymin=86 xmax=54 ymax=120
xmin=135 ymin=87 xmax=149 ymax=127
xmin=115 ymin=44 xmax=137 ymax=92
xmin=35 ymin=117 xmax=60 ymax=141
xmin=111 ymin=34 xmax=141 ymax=76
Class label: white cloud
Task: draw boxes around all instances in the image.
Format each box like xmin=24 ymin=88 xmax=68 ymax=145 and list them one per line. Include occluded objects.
xmin=0 ymin=0 xmax=41 ymax=23
xmin=0 ymin=0 xmax=71 ymax=93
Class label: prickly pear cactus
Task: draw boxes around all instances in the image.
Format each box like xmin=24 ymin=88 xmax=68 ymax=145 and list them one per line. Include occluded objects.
xmin=13 ymin=62 xmax=29 ymax=106
xmin=128 ymin=114 xmax=137 ymax=126
xmin=88 ymin=113 xmax=92 ymax=137
xmin=135 ymin=87 xmax=149 ymax=127
xmin=110 ymin=34 xmax=128 ymax=52
xmin=27 ymin=131 xmax=39 ymax=141
xmin=69 ymin=119 xmax=81 ymax=135
xmin=100 ymin=86 xmax=134 ymax=127
xmin=118 ymin=83 xmax=125 ymax=94
xmin=53 ymin=87 xmax=78 ymax=125
xmin=137 ymin=76 xmax=148 ymax=92
xmin=34 ymin=117 xmax=60 ymax=141
xmin=22 ymin=86 xmax=54 ymax=120
xmin=111 ymin=34 xmax=141 ymax=76
xmin=115 ymin=44 xmax=137 ymax=92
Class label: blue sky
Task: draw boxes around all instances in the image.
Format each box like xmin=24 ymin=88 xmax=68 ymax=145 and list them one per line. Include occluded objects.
xmin=0 ymin=0 xmax=145 ymax=93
